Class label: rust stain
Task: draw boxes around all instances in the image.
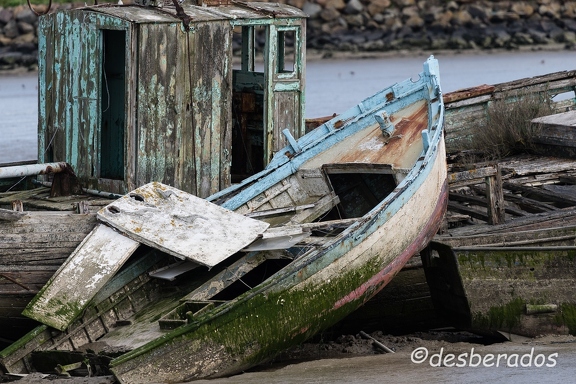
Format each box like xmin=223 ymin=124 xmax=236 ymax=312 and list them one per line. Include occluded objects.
xmin=443 ymin=84 xmax=495 ymax=104
xmin=338 ymin=101 xmax=428 ymax=167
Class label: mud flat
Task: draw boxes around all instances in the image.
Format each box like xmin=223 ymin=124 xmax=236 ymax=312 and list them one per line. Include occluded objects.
xmin=5 ymin=332 xmax=576 ymax=383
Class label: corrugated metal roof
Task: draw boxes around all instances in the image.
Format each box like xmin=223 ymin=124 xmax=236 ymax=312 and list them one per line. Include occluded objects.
xmin=82 ymin=2 xmax=307 ymax=24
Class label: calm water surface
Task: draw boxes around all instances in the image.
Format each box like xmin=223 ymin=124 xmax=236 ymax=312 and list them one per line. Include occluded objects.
xmin=1 ymin=50 xmax=575 ymax=163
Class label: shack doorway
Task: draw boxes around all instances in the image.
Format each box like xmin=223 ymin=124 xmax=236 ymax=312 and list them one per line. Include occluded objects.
xmin=231 ymin=23 xmax=304 ymax=183
xmin=231 ymin=25 xmax=266 ymax=182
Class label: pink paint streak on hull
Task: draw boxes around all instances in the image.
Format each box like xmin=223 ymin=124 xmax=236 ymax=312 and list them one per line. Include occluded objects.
xmin=332 ymin=182 xmax=448 ymax=311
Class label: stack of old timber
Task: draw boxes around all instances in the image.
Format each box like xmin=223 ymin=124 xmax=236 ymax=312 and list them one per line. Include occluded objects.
xmin=430 ymin=154 xmax=576 ymax=338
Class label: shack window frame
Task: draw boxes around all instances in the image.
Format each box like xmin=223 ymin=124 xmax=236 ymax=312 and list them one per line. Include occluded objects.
xmin=274 ymin=26 xmax=299 ymax=80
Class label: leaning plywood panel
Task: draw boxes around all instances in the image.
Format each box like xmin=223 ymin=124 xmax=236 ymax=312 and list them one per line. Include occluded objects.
xmin=97 ymin=182 xmax=270 ymax=267
xmin=22 ymin=224 xmax=139 ymax=331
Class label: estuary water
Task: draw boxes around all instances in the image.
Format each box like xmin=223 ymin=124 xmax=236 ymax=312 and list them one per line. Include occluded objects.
xmin=1 ymin=49 xmax=576 ymax=164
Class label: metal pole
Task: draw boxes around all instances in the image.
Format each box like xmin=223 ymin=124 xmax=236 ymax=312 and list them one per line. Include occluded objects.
xmin=32 ymin=180 xmax=122 ymax=199
xmin=0 ymin=162 xmax=70 ymax=179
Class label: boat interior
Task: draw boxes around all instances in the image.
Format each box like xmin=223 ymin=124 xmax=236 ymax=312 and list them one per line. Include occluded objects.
xmin=1 ymin=85 xmax=431 ymax=375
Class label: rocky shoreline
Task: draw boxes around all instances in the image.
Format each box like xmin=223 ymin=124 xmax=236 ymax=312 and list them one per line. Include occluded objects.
xmin=1 ymin=0 xmax=576 ymax=71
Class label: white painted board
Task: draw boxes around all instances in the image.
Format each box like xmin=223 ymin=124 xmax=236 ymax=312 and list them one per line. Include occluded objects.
xmin=98 ymin=182 xmax=270 ymax=267
xmin=22 ymin=224 xmax=139 ymax=331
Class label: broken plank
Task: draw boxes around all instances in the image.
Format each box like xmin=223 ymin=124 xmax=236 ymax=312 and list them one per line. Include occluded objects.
xmin=448 ymin=192 xmax=525 ymax=217
xmin=243 ymin=230 xmax=311 ymax=251
xmin=22 ymin=224 xmax=139 ymax=331
xmin=243 ymin=204 xmax=315 ymax=218
xmin=182 ymin=253 xmax=269 ymax=302
xmin=149 ymin=260 xmax=199 ymax=281
xmin=503 ymin=182 xmax=576 ymax=207
xmin=447 ymin=201 xmax=489 ymax=222
xmin=447 ymin=166 xmax=497 ymax=188
xmin=0 ymin=208 xmax=26 ymax=222
xmin=97 ymin=182 xmax=270 ymax=268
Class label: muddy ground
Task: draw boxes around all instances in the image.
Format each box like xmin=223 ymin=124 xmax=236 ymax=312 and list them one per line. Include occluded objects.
xmin=4 ymin=330 xmax=575 ymax=383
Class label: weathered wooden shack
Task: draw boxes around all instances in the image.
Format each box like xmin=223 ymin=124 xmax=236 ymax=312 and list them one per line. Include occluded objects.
xmin=37 ymin=2 xmax=307 ymax=197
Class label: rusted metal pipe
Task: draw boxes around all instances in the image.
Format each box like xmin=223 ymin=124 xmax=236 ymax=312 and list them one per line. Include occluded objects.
xmin=0 ymin=162 xmax=70 ymax=179
xmin=32 ymin=180 xmax=122 ymax=199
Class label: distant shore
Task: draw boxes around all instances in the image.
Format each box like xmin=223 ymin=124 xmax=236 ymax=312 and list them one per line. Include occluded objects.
xmin=1 ymin=1 xmax=576 ymax=71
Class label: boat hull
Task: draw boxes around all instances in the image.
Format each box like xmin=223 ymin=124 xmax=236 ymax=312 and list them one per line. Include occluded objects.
xmin=1 ymin=56 xmax=446 ymax=382
xmin=110 ymin=140 xmax=448 ymax=383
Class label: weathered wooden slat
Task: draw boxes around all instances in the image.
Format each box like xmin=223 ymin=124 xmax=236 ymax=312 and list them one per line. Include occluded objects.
xmin=533 ymin=109 xmax=576 ymax=128
xmin=0 ymin=208 xmax=26 ymax=222
xmin=485 ymin=165 xmax=504 ymax=225
xmin=443 ymin=84 xmax=495 ymax=104
xmin=447 ymin=166 xmax=497 ymax=187
xmin=448 ymin=192 xmax=525 ymax=217
xmin=447 ymin=200 xmax=488 ymax=222
xmin=0 ymin=212 xmax=96 ymax=234
xmin=182 ymin=253 xmax=269 ymax=302
xmin=0 ymin=232 xmax=92 ymax=245
xmin=504 ymin=181 xmax=576 ymax=207
xmin=440 ymin=207 xmax=576 ymax=237
xmin=299 ymin=217 xmax=359 ymax=231
xmin=149 ymin=261 xmax=199 ymax=281
xmin=471 ymin=185 xmax=556 ymax=213
xmin=0 ymin=188 xmax=50 ymax=204
xmin=22 ymin=224 xmax=140 ymax=331
xmin=288 ymin=194 xmax=340 ymax=225
xmin=244 ymin=203 xmax=315 ymax=218
xmin=243 ymin=227 xmax=310 ymax=251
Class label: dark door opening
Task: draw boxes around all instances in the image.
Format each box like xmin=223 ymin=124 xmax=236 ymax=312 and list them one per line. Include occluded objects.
xmin=100 ymin=29 xmax=126 ymax=180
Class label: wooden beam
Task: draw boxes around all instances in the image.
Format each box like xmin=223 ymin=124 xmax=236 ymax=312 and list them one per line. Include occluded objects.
xmin=503 ymin=182 xmax=576 ymax=207
xmin=447 ymin=166 xmax=497 ymax=188
xmin=485 ymin=164 xmax=505 ymax=225
xmin=0 ymin=208 xmax=26 ymax=222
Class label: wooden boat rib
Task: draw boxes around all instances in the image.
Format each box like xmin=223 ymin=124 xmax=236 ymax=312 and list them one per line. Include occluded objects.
xmin=0 ymin=56 xmax=446 ymax=383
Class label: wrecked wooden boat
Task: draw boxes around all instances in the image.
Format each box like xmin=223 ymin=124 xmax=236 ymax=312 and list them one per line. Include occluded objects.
xmin=443 ymin=69 xmax=576 ymax=153
xmin=0 ymin=54 xmax=446 ymax=382
xmin=429 ymin=154 xmax=576 ymax=338
xmin=1 ymin=0 xmax=312 ymax=345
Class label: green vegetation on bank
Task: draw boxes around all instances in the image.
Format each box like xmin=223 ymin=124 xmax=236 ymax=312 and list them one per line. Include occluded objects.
xmin=467 ymin=91 xmax=554 ymax=161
